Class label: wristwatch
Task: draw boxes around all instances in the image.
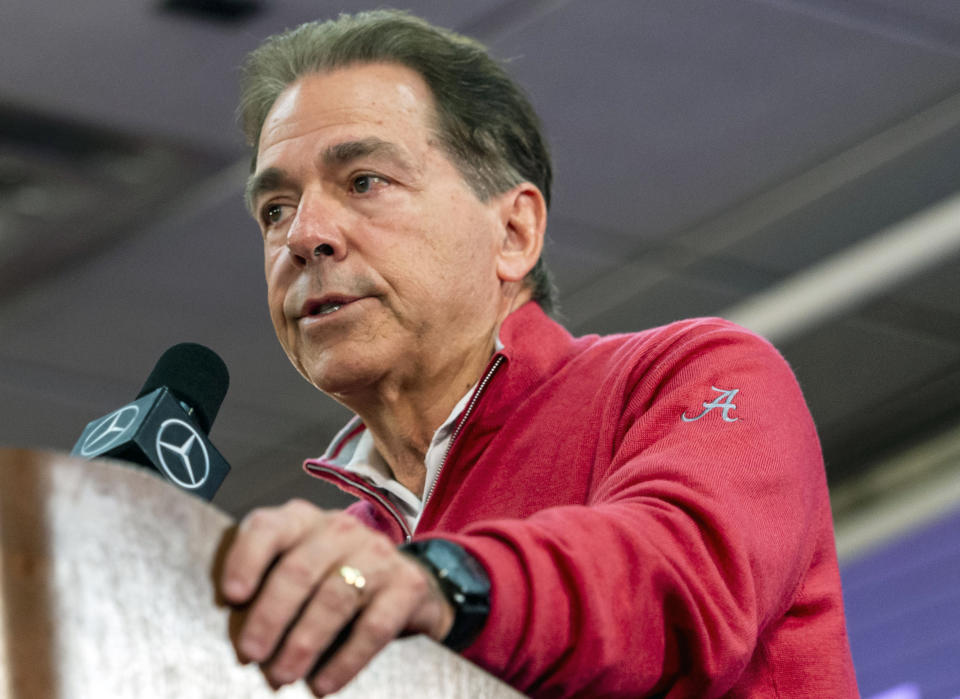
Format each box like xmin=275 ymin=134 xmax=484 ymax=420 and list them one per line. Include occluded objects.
xmin=400 ymin=538 xmax=491 ymax=651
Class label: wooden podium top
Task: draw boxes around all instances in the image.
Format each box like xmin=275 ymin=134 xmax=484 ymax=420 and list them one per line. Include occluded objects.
xmin=0 ymin=449 xmax=522 ymax=698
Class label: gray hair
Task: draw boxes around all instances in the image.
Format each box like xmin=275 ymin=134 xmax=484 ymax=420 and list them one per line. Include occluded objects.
xmin=238 ymin=9 xmax=558 ymax=313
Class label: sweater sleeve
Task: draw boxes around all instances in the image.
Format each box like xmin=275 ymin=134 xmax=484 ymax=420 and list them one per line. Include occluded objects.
xmin=440 ymin=322 xmax=835 ymax=697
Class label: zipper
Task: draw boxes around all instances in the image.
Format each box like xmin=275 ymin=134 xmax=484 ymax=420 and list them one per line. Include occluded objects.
xmin=421 ymin=354 xmax=506 ymax=516
xmin=307 ymin=464 xmax=413 ymax=542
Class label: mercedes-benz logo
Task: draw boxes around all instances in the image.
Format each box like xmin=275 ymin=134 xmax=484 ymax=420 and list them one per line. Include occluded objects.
xmin=80 ymin=405 xmax=141 ymax=457
xmin=155 ymin=419 xmax=210 ymax=489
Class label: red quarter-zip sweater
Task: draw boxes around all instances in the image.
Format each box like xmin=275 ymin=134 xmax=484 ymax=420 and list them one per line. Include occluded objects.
xmin=305 ymin=302 xmax=858 ymax=697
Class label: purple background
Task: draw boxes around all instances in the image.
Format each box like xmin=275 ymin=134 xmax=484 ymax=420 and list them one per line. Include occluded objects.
xmin=841 ymin=508 xmax=960 ymax=698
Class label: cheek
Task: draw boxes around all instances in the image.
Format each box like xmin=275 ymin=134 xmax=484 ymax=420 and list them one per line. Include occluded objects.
xmin=445 ymin=230 xmax=500 ymax=288
xmin=264 ymin=251 xmax=293 ymax=337
xmin=264 ymin=274 xmax=306 ymax=375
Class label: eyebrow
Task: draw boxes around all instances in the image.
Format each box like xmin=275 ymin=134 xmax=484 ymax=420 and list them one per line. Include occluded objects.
xmin=244 ymin=137 xmax=414 ymax=214
xmin=244 ymin=167 xmax=293 ymax=214
xmin=322 ymin=137 xmax=409 ymax=170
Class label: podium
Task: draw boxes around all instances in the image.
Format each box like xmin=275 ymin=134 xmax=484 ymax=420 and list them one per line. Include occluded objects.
xmin=0 ymin=449 xmax=522 ymax=698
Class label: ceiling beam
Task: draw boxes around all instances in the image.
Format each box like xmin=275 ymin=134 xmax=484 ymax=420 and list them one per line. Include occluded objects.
xmin=722 ymin=189 xmax=960 ymax=344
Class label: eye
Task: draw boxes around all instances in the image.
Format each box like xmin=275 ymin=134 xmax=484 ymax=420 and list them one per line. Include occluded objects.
xmin=260 ymin=203 xmax=288 ymax=227
xmin=351 ymin=174 xmax=387 ymax=194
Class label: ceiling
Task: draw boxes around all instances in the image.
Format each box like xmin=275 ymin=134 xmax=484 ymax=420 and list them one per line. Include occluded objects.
xmin=2 ymin=0 xmax=960 ymax=526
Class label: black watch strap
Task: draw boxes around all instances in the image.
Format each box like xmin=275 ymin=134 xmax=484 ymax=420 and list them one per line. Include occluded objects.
xmin=400 ymin=538 xmax=491 ymax=651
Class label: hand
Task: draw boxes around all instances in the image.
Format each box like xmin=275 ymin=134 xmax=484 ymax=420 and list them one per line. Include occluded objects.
xmin=219 ymin=499 xmax=455 ymax=696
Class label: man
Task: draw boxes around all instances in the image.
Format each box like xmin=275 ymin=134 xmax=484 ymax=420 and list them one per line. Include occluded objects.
xmin=220 ymin=9 xmax=858 ymax=697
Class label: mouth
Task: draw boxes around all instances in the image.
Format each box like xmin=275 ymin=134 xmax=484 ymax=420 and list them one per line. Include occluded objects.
xmin=299 ymin=295 xmax=363 ymax=319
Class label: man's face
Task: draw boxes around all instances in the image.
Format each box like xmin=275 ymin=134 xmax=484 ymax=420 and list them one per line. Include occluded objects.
xmin=250 ymin=63 xmax=507 ymax=399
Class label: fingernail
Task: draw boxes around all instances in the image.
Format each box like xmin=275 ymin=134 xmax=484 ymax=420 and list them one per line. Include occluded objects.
xmin=240 ymin=636 xmax=266 ymax=661
xmin=223 ymin=577 xmax=247 ymax=601
xmin=312 ymin=676 xmax=334 ymax=696
xmin=272 ymin=666 xmax=296 ymax=685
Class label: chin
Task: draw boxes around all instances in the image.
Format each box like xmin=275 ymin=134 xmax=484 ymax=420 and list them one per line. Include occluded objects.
xmin=302 ymin=353 xmax=388 ymax=398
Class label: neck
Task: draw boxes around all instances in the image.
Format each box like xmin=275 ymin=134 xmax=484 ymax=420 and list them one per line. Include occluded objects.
xmin=354 ymin=333 xmax=496 ymax=496
xmin=339 ymin=290 xmax=531 ymax=497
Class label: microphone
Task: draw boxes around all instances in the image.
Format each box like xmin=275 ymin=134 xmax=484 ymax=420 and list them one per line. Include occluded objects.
xmin=71 ymin=343 xmax=231 ymax=501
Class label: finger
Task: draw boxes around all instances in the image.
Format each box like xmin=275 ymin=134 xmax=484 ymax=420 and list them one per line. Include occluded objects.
xmin=265 ymin=562 xmax=367 ymax=685
xmin=306 ymin=554 xmax=450 ymax=695
xmin=221 ymin=499 xmax=322 ymax=604
xmin=265 ymin=533 xmax=395 ymax=688
xmin=234 ymin=510 xmax=380 ymax=668
xmin=308 ymin=587 xmax=415 ymax=697
xmin=237 ymin=531 xmax=339 ymax=663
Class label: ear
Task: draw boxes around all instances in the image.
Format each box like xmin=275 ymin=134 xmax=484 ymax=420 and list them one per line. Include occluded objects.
xmin=494 ymin=183 xmax=547 ymax=284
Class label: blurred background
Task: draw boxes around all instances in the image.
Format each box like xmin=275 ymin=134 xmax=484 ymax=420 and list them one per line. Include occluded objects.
xmin=2 ymin=1 xmax=959 ymax=694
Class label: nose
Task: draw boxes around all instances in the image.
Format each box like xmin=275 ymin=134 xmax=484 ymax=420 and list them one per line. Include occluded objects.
xmin=284 ymin=193 xmax=347 ymax=265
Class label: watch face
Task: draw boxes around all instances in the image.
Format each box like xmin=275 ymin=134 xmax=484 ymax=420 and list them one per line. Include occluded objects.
xmin=417 ymin=539 xmax=491 ymax=599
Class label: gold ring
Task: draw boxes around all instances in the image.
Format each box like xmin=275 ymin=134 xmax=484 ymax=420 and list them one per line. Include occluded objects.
xmin=338 ymin=565 xmax=366 ymax=592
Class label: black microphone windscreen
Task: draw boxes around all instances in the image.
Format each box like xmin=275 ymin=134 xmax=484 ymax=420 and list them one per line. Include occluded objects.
xmin=136 ymin=343 xmax=229 ymax=433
